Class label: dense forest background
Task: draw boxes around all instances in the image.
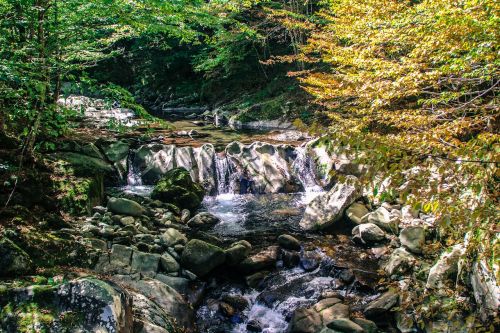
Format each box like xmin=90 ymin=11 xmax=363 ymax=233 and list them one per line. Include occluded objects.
xmin=0 ymin=0 xmax=498 ymax=270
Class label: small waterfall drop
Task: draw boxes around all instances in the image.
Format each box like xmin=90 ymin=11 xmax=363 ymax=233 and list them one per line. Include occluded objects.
xmin=126 ymin=153 xmax=142 ymax=186
xmin=215 ymin=154 xmax=235 ymax=195
xmin=292 ymin=146 xmax=323 ymax=193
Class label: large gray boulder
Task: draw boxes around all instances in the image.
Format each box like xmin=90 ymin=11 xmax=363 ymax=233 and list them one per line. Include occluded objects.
xmin=471 ymin=259 xmax=500 ymax=321
xmin=132 ymin=144 xmax=176 ymax=184
xmin=187 ymin=212 xmax=220 ymax=229
xmin=289 ymin=298 xmax=349 ymax=333
xmin=346 ymin=202 xmax=369 ymax=225
xmin=399 ymin=226 xmax=425 ymax=254
xmin=426 ymin=244 xmax=464 ymax=289
xmin=237 ymin=246 xmax=279 ymax=274
xmin=363 ymin=290 xmax=399 ymax=318
xmin=366 ymin=206 xmax=399 ymax=233
xmin=181 ymin=239 xmax=226 ymax=277
xmin=383 ymin=248 xmax=416 ymax=276
xmin=107 ymin=197 xmax=145 ymax=217
xmin=352 ymin=223 xmax=385 ymax=245
xmin=300 ymin=176 xmax=361 ymax=231
xmin=226 ymin=141 xmax=301 ymax=193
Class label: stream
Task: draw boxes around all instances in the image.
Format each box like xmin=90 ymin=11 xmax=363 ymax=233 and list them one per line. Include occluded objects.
xmin=106 ymin=123 xmax=382 ymax=333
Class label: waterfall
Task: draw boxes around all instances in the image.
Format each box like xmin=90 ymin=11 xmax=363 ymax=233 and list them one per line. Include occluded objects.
xmin=126 ymin=153 xmax=142 ymax=186
xmin=292 ymin=146 xmax=323 ymax=193
xmin=215 ymin=154 xmax=235 ymax=194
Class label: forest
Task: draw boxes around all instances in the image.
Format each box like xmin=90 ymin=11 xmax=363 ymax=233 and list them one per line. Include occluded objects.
xmin=0 ymin=0 xmax=498 ymax=332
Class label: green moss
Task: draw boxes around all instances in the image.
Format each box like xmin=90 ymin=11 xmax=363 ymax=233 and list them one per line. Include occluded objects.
xmin=59 ymin=311 xmax=85 ymax=329
xmin=151 ymin=168 xmax=205 ymax=211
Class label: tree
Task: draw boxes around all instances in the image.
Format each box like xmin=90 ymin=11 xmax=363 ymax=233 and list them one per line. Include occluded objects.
xmin=299 ymin=0 xmax=498 ymax=264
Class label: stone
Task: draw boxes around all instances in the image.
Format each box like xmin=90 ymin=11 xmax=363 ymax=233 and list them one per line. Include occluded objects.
xmin=114 ymin=277 xmax=193 ymax=331
xmin=120 ymin=216 xmax=135 ymax=226
xmin=471 ymin=259 xmax=500 ymax=321
xmin=160 ymin=253 xmax=180 ymax=273
xmin=109 ymin=244 xmax=133 ymax=272
xmin=367 ymin=206 xmax=398 ymax=233
xmin=160 ymin=228 xmax=187 ymax=247
xmin=225 ymin=141 xmax=301 ymax=193
xmin=92 ymin=205 xmax=107 ymax=215
xmin=187 ymin=212 xmax=220 ymax=229
xmin=352 ymin=223 xmax=385 ymax=245
xmin=0 ymin=237 xmax=33 ymax=277
xmin=300 ymin=251 xmax=322 ymax=271
xmin=383 ymin=248 xmax=416 ymax=276
xmin=346 ymin=202 xmax=369 ymax=225
xmin=151 ymin=168 xmax=205 ymax=211
xmin=277 ymin=234 xmax=301 ymax=251
xmin=352 ymin=318 xmax=378 ymax=333
xmin=107 ymin=197 xmax=145 ymax=217
xmin=225 ymin=244 xmax=251 ymax=265
xmin=180 ymin=209 xmax=191 ymax=223
xmin=131 ymin=251 xmax=160 ymax=277
xmin=327 ymin=318 xmax=364 ymax=333
xmin=426 ymin=244 xmax=464 ymax=289
xmin=155 ymin=274 xmax=190 ymax=295
xmin=363 ymin=291 xmax=399 ymax=318
xmin=132 ymin=144 xmax=176 ymax=184
xmin=289 ymin=298 xmax=349 ymax=333
xmin=134 ymin=233 xmax=155 ymax=244
xmin=238 ymin=246 xmax=279 ymax=274
xmin=181 ymin=239 xmax=226 ymax=277
xmin=299 ymin=176 xmax=361 ymax=230
xmin=399 ymin=226 xmax=425 ymax=254
xmin=245 ymin=271 xmax=269 ymax=288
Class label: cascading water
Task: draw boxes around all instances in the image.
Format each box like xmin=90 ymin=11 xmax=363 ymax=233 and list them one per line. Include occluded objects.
xmin=291 ymin=146 xmax=323 ymax=193
xmin=215 ymin=154 xmax=236 ymax=195
xmin=126 ymin=152 xmax=142 ymax=186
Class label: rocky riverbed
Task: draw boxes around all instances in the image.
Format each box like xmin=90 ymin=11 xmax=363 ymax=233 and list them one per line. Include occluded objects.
xmin=0 ymin=100 xmax=498 ymax=332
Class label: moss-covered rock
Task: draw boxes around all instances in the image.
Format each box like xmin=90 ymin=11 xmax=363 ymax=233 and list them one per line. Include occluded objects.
xmin=151 ymin=168 xmax=204 ymax=211
xmin=0 ymin=237 xmax=33 ymax=277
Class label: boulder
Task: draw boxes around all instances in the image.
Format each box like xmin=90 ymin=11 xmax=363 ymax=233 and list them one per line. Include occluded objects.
xmin=383 ymin=248 xmax=416 ymax=276
xmin=107 ymin=197 xmax=145 ymax=217
xmin=225 ymin=244 xmax=251 ymax=265
xmin=132 ymin=144 xmax=176 ymax=184
xmin=471 ymin=259 xmax=500 ymax=321
xmin=363 ymin=290 xmax=399 ymax=318
xmin=181 ymin=239 xmax=226 ymax=277
xmin=187 ymin=212 xmax=220 ymax=229
xmin=352 ymin=223 xmax=385 ymax=245
xmin=300 ymin=176 xmax=361 ymax=230
xmin=160 ymin=228 xmax=187 ymax=247
xmin=238 ymin=246 xmax=279 ymax=274
xmin=346 ymin=202 xmax=369 ymax=225
xmin=151 ymin=168 xmax=205 ymax=211
xmin=225 ymin=141 xmax=301 ymax=193
xmin=352 ymin=318 xmax=378 ymax=333
xmin=289 ymin=298 xmax=349 ymax=333
xmin=113 ymin=277 xmax=193 ymax=331
xmin=47 ymin=152 xmax=114 ymax=177
xmin=277 ymin=234 xmax=301 ymax=251
xmin=109 ymin=244 xmax=133 ymax=273
xmin=0 ymin=237 xmax=33 ymax=277
xmin=399 ymin=226 xmax=425 ymax=254
xmin=130 ymin=251 xmax=160 ymax=277
xmin=160 ymin=253 xmax=180 ymax=273
xmin=367 ymin=206 xmax=398 ymax=233
xmin=326 ymin=318 xmax=364 ymax=333
xmin=426 ymin=244 xmax=464 ymax=289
